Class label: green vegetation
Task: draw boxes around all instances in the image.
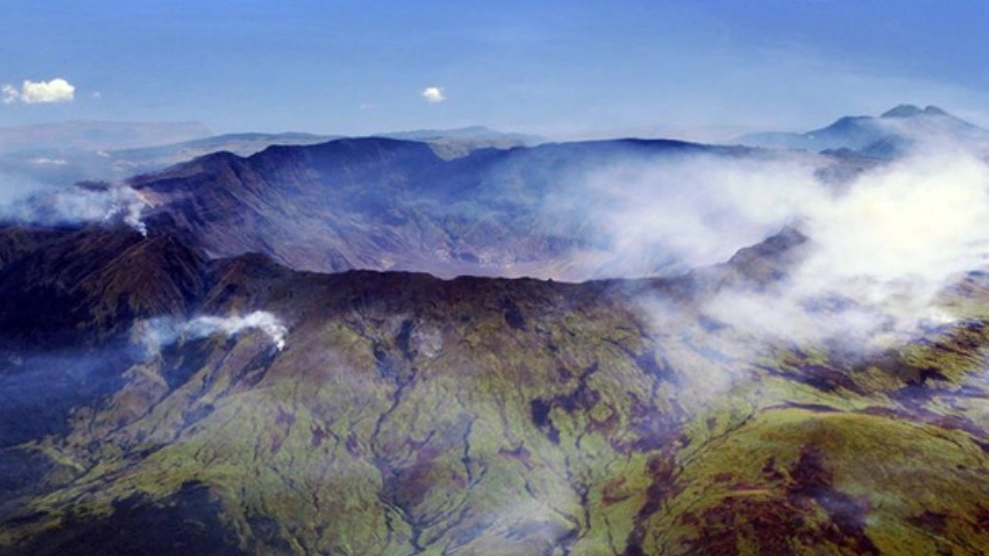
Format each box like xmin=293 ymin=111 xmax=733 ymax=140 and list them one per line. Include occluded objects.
xmin=3 ymin=232 xmax=989 ymax=554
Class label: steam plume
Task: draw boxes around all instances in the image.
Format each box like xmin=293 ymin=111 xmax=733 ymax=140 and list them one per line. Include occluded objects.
xmin=138 ymin=311 xmax=288 ymax=358
xmin=592 ymin=141 xmax=989 ymax=357
xmin=0 ymin=180 xmax=149 ymax=235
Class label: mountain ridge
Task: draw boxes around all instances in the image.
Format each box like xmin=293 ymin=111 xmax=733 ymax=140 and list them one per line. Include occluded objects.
xmin=0 ymin=124 xmax=537 ymax=189
xmin=737 ymin=104 xmax=989 ymax=157
xmin=127 ymin=135 xmax=798 ymax=281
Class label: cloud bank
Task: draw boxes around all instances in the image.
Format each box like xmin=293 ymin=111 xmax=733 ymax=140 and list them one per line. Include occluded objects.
xmin=2 ymin=78 xmax=75 ymax=104
xmin=564 ymin=142 xmax=989 ymax=409
xmin=581 ymin=143 xmax=989 ymax=349
xmin=560 ymin=153 xmax=819 ymax=278
xmin=711 ymin=146 xmax=989 ymax=346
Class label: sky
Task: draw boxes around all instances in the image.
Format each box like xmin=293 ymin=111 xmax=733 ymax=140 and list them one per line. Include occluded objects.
xmin=3 ymin=0 xmax=989 ymax=140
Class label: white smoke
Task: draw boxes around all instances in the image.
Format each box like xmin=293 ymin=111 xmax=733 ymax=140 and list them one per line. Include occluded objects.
xmin=570 ymin=153 xmax=818 ymax=277
xmin=0 ymin=172 xmax=46 ymax=206
xmin=0 ymin=180 xmax=149 ymax=235
xmin=116 ymin=188 xmax=148 ymax=236
xmin=747 ymin=146 xmax=989 ymax=344
xmin=576 ymin=144 xmax=989 ymax=408
xmin=184 ymin=312 xmax=288 ymax=351
xmin=587 ymin=141 xmax=989 ymax=349
xmin=138 ymin=311 xmax=288 ymax=358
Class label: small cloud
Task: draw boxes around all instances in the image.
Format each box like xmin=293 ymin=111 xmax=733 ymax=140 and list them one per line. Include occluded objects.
xmin=1 ymin=84 xmax=17 ymax=104
xmin=91 ymin=91 xmax=102 ymax=100
xmin=422 ymin=86 xmax=446 ymax=103
xmin=2 ymin=78 xmax=75 ymax=104
xmin=30 ymin=157 xmax=68 ymax=166
xmin=359 ymin=102 xmax=375 ymax=111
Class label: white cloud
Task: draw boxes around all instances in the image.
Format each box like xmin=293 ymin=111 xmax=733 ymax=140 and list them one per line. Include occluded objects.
xmin=1 ymin=84 xmax=17 ymax=104
xmin=1 ymin=78 xmax=75 ymax=104
xmin=422 ymin=86 xmax=446 ymax=103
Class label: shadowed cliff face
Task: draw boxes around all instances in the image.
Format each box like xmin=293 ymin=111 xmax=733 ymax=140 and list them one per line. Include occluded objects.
xmin=3 ymin=226 xmax=989 ymax=554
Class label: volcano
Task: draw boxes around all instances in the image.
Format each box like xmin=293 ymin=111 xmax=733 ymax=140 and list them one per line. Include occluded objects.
xmin=2 ymin=118 xmax=989 ymax=555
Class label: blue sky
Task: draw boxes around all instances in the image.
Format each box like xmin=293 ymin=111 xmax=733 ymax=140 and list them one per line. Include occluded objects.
xmin=3 ymin=0 xmax=989 ymax=139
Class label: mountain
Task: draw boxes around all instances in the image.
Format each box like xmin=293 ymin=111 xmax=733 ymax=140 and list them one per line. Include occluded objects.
xmin=0 ymin=126 xmax=537 ymax=189
xmin=4 ymin=115 xmax=989 ymax=554
xmin=105 ymin=132 xmax=342 ymax=171
xmin=737 ymin=104 xmax=989 ymax=157
xmin=108 ymin=127 xmax=537 ymax=176
xmin=2 ymin=222 xmax=989 ymax=554
xmin=379 ymin=125 xmax=537 ymax=143
xmin=375 ymin=126 xmax=541 ymax=159
xmin=129 ymin=136 xmax=830 ymax=280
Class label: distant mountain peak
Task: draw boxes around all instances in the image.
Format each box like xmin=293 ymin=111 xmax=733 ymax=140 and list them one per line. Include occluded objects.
xmin=736 ymin=102 xmax=988 ymax=157
xmin=881 ymin=104 xmax=950 ymax=118
xmin=881 ymin=104 xmax=924 ymax=118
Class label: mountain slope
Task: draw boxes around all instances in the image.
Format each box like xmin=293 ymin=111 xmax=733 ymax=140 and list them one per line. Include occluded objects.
xmin=2 ymin=225 xmax=989 ymax=554
xmin=130 ymin=136 xmax=820 ymax=281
